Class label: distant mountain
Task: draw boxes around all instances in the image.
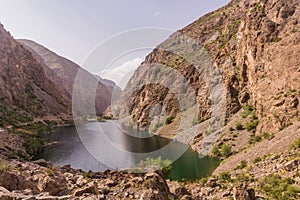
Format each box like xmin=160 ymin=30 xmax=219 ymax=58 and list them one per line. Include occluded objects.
xmin=0 ymin=23 xmax=72 ymax=123
xmin=18 ymin=39 xmax=120 ymax=114
xmin=94 ymin=75 xmax=122 ymax=102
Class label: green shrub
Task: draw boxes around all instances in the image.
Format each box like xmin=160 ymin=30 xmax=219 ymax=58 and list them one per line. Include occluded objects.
xmin=293 ymin=138 xmax=300 ymax=148
xmin=199 ymin=117 xmax=209 ymax=123
xmin=274 ymin=37 xmax=282 ymax=43
xmin=262 ymin=132 xmax=273 ymax=140
xmin=84 ymin=171 xmax=93 ymax=179
xmin=246 ymin=120 xmax=259 ymax=133
xmin=248 ymin=134 xmax=262 ymax=144
xmin=253 ymin=157 xmax=262 ymax=164
xmin=259 ymin=174 xmax=300 ymax=200
xmin=45 ymin=168 xmax=56 ymax=176
xmin=199 ymin=177 xmax=208 ymax=186
xmin=235 ymin=122 xmax=243 ymax=130
xmin=221 ymin=144 xmax=232 ymax=158
xmin=219 ymin=172 xmax=232 ymax=182
xmin=212 ymin=145 xmax=220 ymax=157
xmin=235 ymin=160 xmax=247 ymax=170
xmin=165 ymin=116 xmax=175 ymax=125
xmin=242 ymin=104 xmax=255 ymax=118
xmin=235 ymin=173 xmax=252 ymax=183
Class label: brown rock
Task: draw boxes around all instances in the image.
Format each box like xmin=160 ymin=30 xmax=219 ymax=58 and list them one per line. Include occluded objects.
xmin=284 ymin=159 xmax=299 ymax=171
xmin=233 ymin=183 xmax=255 ymax=200
xmin=74 ymin=181 xmax=98 ymax=196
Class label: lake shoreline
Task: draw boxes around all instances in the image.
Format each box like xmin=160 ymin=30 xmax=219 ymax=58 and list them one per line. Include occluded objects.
xmin=39 ymin=121 xmax=220 ymax=181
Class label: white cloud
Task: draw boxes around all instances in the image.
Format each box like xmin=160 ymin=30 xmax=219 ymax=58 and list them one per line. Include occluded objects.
xmin=153 ymin=12 xmax=160 ymax=17
xmin=99 ymin=58 xmax=143 ymax=89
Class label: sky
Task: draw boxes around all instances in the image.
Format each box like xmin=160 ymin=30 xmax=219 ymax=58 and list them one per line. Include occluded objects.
xmin=0 ymin=0 xmax=230 ymax=88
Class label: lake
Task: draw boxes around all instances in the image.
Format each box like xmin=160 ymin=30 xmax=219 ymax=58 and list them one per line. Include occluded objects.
xmin=38 ymin=121 xmax=219 ymax=181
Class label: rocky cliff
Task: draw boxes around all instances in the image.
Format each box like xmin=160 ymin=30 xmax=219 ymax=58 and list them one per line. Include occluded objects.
xmin=113 ymin=0 xmax=300 ymax=149
xmin=18 ymin=39 xmax=121 ymax=115
xmin=0 ymin=23 xmax=72 ymax=122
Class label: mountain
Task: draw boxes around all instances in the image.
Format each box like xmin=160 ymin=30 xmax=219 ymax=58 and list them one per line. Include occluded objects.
xmin=111 ymin=0 xmax=300 ymax=198
xmin=18 ymin=39 xmax=120 ymax=115
xmin=114 ymin=0 xmax=299 ymax=140
xmin=0 ymin=23 xmax=72 ymax=124
xmin=0 ymin=0 xmax=300 ymax=199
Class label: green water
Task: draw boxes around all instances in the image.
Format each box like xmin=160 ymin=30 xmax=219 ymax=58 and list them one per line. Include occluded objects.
xmin=39 ymin=121 xmax=220 ymax=181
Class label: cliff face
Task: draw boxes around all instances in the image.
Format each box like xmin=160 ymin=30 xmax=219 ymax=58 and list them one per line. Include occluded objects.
xmin=0 ymin=24 xmax=72 ymax=120
xmin=114 ymin=0 xmax=300 ymax=140
xmin=18 ymin=39 xmax=120 ymax=114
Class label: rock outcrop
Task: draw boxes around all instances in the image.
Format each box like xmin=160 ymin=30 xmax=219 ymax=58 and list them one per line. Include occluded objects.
xmin=0 ymin=159 xmax=174 ymax=200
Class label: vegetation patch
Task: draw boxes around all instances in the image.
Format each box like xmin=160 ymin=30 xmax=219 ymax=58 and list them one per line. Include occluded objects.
xmin=138 ymin=156 xmax=172 ymax=177
xmin=293 ymin=138 xmax=300 ymax=149
xmin=245 ymin=120 xmax=259 ymax=133
xmin=253 ymin=157 xmax=262 ymax=164
xmin=248 ymin=134 xmax=262 ymax=144
xmin=258 ymin=174 xmax=300 ymax=200
xmin=212 ymin=145 xmax=220 ymax=157
xmin=235 ymin=160 xmax=247 ymax=170
xmin=165 ymin=116 xmax=176 ymax=125
xmin=221 ymin=144 xmax=232 ymax=158
xmin=242 ymin=104 xmax=255 ymax=118
xmin=219 ymin=172 xmax=232 ymax=183
xmin=235 ymin=121 xmax=243 ymax=130
xmin=0 ymin=104 xmax=33 ymax=127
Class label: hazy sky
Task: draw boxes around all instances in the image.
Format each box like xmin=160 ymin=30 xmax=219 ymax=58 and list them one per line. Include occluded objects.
xmin=0 ymin=0 xmax=229 ymax=86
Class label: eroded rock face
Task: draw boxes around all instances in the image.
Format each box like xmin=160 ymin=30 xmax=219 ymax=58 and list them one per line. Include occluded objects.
xmin=112 ymin=0 xmax=300 ymax=142
xmin=18 ymin=39 xmax=121 ymax=115
xmin=0 ymin=24 xmax=72 ymax=119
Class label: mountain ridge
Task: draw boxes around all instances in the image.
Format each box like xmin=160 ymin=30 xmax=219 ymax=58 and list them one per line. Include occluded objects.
xmin=18 ymin=39 xmax=121 ymax=115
